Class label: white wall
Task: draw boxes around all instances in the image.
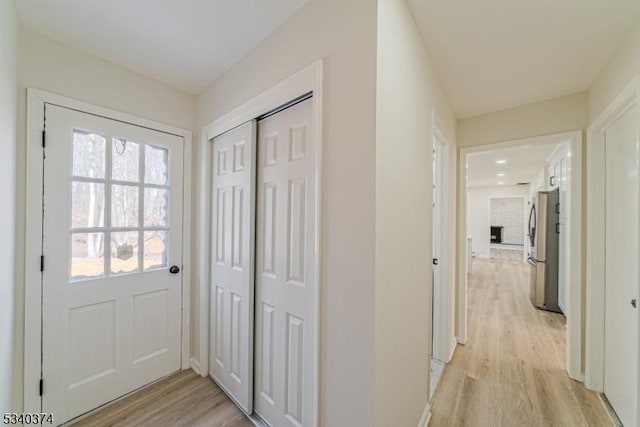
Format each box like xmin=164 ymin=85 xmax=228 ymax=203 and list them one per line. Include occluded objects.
xmin=467 ymin=186 xmax=528 ymax=258
xmin=458 ymin=92 xmax=588 ymax=148
xmin=0 ymin=0 xmax=19 ymax=414
xmin=196 ymin=1 xmax=378 ymax=425
xmin=588 ymin=15 xmax=640 ymax=122
xmin=375 ymin=0 xmax=457 ymax=425
xmin=15 ymin=28 xmax=196 ymax=411
xmin=529 ymin=167 xmax=546 ymax=200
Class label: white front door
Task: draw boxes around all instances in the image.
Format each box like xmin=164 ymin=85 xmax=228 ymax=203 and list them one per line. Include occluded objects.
xmin=254 ymin=98 xmax=316 ymax=426
xmin=604 ymin=103 xmax=639 ymax=427
xmin=42 ymin=105 xmax=184 ymax=424
xmin=209 ymin=121 xmax=257 ymax=413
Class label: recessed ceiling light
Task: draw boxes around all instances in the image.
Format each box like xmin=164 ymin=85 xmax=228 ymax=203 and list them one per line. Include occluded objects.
xmin=496 ymin=159 xmax=507 ymax=164
xmin=497 ymin=181 xmax=504 ymax=185
xmin=497 ymin=173 xmax=505 ymax=177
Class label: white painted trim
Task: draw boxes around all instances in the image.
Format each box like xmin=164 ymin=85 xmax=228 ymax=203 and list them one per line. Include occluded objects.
xmin=458 ymin=130 xmax=583 ymax=380
xmin=24 ymin=88 xmax=193 ymax=412
xmin=432 ymin=112 xmax=454 ymax=363
xmin=418 ymin=403 xmax=432 ymax=427
xmin=585 ymin=76 xmax=640 ymax=402
xmin=448 ymin=339 xmax=457 ymax=362
xmin=24 ymin=90 xmax=45 ymax=413
xmin=197 ymin=125 xmax=212 ymax=377
xmin=197 ymin=60 xmax=323 ymax=427
xmin=456 ymin=146 xmax=468 ymax=344
xmin=189 ymin=358 xmax=201 ymax=376
xmin=565 ymin=136 xmax=583 ymax=382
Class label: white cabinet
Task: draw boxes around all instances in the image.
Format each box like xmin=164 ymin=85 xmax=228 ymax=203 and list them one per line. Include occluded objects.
xmin=546 ymin=148 xmax=570 ymax=314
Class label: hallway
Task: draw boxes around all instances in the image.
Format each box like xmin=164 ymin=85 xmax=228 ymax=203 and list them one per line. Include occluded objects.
xmin=430 ymin=255 xmax=611 ymax=426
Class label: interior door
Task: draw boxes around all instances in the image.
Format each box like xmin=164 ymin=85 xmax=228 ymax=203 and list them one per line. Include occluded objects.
xmin=42 ymin=105 xmax=184 ymax=424
xmin=431 ymin=139 xmax=441 ymax=362
xmin=604 ymin=104 xmax=639 ymax=427
xmin=209 ymin=121 xmax=257 ymax=413
xmin=557 ymin=155 xmax=569 ymax=314
xmin=254 ymin=98 xmax=316 ymax=427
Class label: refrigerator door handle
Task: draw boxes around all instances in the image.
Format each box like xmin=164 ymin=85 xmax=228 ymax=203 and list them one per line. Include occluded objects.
xmin=528 ymin=203 xmax=537 ymax=247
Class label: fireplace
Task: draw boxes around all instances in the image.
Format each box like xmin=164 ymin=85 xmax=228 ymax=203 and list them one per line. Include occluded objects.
xmin=490 ymin=226 xmax=504 ymax=244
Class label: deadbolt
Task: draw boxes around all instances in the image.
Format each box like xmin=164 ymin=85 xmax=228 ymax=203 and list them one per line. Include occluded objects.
xmin=632 ymin=299 xmax=637 ymax=308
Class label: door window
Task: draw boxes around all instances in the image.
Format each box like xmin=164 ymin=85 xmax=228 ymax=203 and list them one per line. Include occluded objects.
xmin=70 ymin=130 xmax=170 ymax=281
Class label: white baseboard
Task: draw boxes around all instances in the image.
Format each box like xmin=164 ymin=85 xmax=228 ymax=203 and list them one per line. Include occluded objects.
xmin=190 ymin=357 xmax=201 ymax=375
xmin=448 ymin=339 xmax=457 ymax=362
xmin=418 ymin=403 xmax=431 ymax=427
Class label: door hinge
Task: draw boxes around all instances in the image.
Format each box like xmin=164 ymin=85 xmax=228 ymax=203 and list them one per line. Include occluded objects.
xmin=40 ymin=255 xmax=44 ymax=272
xmin=39 ymin=379 xmax=44 ymax=396
xmin=42 ymin=130 xmax=46 ymax=148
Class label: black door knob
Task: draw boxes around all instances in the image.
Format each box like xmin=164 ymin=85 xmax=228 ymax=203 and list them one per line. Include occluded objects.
xmin=169 ymin=265 xmax=180 ymax=274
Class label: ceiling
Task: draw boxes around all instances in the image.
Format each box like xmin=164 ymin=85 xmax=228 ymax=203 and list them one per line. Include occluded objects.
xmin=466 ymin=143 xmax=560 ymax=188
xmin=16 ymin=0 xmax=308 ymax=94
xmin=407 ymin=0 xmax=640 ymax=118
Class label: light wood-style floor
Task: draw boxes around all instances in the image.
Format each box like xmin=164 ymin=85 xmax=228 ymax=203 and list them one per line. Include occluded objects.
xmin=430 ymin=252 xmax=612 ymax=427
xmin=70 ymin=370 xmax=253 ymax=427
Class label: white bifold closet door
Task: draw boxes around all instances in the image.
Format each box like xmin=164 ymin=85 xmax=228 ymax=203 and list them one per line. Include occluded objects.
xmin=254 ymin=98 xmax=316 ymax=427
xmin=209 ymin=121 xmax=257 ymax=413
xmin=209 ymin=98 xmax=315 ymax=426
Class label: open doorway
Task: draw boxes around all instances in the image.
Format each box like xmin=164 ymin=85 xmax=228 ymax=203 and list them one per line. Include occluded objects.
xmin=458 ymin=131 xmax=583 ymax=380
xmin=430 ymin=131 xmax=600 ymax=424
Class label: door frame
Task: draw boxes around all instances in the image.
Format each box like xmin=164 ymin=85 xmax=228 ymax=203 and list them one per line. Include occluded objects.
xmin=24 ymin=89 xmax=193 ymax=413
xmin=431 ymin=113 xmax=455 ymax=363
xmin=197 ymin=60 xmax=323 ymax=426
xmin=585 ymin=75 xmax=640 ymax=415
xmin=457 ymin=130 xmax=583 ymax=380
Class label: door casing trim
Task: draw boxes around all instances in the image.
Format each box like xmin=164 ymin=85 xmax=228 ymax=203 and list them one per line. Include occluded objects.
xmin=24 ymin=88 xmax=193 ymax=412
xmin=197 ymin=60 xmax=323 ymax=427
xmin=585 ymin=76 xmax=640 ymax=423
xmin=431 ymin=112 xmax=456 ymax=365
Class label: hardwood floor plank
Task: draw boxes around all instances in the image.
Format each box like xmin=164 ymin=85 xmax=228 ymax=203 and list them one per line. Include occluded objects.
xmin=430 ymin=252 xmax=611 ymax=427
xmin=70 ymin=370 xmax=253 ymax=427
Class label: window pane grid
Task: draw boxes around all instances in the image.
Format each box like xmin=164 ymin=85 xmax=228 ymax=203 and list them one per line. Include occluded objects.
xmin=71 ymin=176 xmax=107 ymax=185
xmin=70 ymin=130 xmax=170 ymax=281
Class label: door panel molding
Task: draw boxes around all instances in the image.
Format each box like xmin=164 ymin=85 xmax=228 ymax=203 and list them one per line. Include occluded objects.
xmin=585 ymin=76 xmax=640 ymax=424
xmin=198 ymin=60 xmax=323 ymax=427
xmin=208 ymin=121 xmax=257 ymax=413
xmin=253 ymin=99 xmax=316 ymax=426
xmin=24 ymin=89 xmax=193 ymax=414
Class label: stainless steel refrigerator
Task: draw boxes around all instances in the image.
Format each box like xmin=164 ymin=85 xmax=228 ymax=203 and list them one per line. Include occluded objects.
xmin=527 ymin=188 xmax=561 ymax=313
